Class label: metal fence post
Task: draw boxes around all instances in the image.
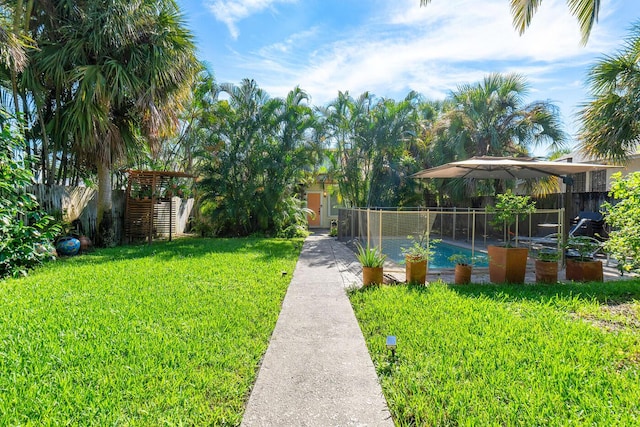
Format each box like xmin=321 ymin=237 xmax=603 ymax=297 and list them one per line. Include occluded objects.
xmin=367 ymin=208 xmax=370 ymax=249
xmin=453 ymin=206 xmax=457 ymax=241
xmin=559 ymin=207 xmax=565 ymax=266
xmin=471 ymin=209 xmax=476 ymax=258
xmin=351 ymin=209 xmax=355 ymax=240
xmin=484 ymin=207 xmax=488 ymax=247
xmin=379 ymin=208 xmax=383 ymax=252
xmin=426 ymin=209 xmax=430 ymax=272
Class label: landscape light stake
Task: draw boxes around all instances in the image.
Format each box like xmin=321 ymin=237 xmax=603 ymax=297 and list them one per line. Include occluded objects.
xmin=386 ymin=335 xmax=397 ymax=359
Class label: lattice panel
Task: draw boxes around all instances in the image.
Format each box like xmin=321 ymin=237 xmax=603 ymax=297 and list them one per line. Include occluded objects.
xmin=124 ymin=170 xmax=193 ymax=243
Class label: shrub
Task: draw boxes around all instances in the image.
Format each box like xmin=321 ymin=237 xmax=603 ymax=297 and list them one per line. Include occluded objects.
xmin=273 ymin=196 xmax=312 ymax=238
xmin=0 ymin=113 xmax=60 ymax=278
xmin=566 ymin=236 xmax=601 ymax=262
xmin=601 ymin=171 xmax=640 ymax=273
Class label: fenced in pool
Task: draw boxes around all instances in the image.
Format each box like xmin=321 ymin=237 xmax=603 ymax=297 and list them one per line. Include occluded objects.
xmin=338 ymin=207 xmax=565 ymax=270
xmin=381 ymin=238 xmax=488 ymax=269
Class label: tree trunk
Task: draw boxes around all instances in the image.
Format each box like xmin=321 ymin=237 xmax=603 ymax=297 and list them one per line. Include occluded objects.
xmin=10 ymin=0 xmax=23 ymax=118
xmin=96 ymin=160 xmax=116 ymax=247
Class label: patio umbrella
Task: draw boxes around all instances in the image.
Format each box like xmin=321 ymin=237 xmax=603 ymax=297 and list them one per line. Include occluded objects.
xmin=410 ymin=156 xmax=621 ymax=258
xmin=410 ymin=156 xmax=619 ymax=180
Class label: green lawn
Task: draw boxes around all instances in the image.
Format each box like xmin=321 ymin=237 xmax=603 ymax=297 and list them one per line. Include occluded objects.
xmin=0 ymin=237 xmax=301 ymax=426
xmin=350 ymin=280 xmax=640 ymax=426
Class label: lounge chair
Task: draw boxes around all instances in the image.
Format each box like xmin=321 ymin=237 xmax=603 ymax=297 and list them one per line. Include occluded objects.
xmin=517 ymin=218 xmax=607 ymax=260
xmin=516 ymin=217 xmax=591 ymax=246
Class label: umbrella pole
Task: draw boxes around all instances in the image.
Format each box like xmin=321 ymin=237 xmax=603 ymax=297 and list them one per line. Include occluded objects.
xmin=562 ymin=176 xmax=574 ymax=266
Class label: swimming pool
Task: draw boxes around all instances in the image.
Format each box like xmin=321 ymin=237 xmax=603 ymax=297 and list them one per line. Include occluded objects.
xmin=378 ymin=238 xmax=488 ymax=269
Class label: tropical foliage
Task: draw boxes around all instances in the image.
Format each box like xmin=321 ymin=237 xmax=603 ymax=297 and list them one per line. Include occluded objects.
xmin=424 ymin=73 xmax=566 ymax=202
xmin=1 ymin=0 xmax=198 ymax=246
xmin=420 ymin=0 xmax=601 ymax=44
xmin=318 ymin=91 xmax=425 ymax=208
xmin=151 ymin=69 xmax=220 ymax=174
xmin=437 ymin=74 xmax=565 ymax=158
xmin=196 ymin=79 xmax=320 ymax=237
xmin=489 ymin=192 xmax=537 ymax=246
xmin=0 ymin=0 xmax=594 ymax=241
xmin=355 ymin=243 xmax=386 ymax=268
xmin=0 ymin=111 xmax=60 ymax=278
xmin=579 ymin=21 xmax=640 ymax=163
xmin=601 ymin=172 xmax=640 ymax=273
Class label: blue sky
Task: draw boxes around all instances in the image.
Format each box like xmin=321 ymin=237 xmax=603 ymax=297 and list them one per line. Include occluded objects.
xmin=177 ymin=0 xmax=640 ymax=152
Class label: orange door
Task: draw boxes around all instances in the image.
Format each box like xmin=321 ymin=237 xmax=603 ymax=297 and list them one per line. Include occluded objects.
xmin=307 ymin=193 xmax=321 ymax=227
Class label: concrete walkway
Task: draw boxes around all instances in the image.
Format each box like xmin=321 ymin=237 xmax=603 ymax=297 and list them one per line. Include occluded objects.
xmin=241 ymin=234 xmax=393 ymax=426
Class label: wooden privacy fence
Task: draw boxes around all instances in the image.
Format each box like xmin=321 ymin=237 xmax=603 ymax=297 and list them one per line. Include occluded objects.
xmin=28 ymin=184 xmax=194 ymax=244
xmin=28 ymin=184 xmax=125 ymax=243
xmin=124 ymin=170 xmax=195 ymax=244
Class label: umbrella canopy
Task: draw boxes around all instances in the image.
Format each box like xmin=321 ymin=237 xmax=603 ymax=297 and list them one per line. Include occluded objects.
xmin=410 ymin=156 xmax=621 ymax=262
xmin=410 ymin=156 xmax=620 ymax=180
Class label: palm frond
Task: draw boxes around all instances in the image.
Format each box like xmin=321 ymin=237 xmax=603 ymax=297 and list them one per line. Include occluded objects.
xmin=510 ymin=0 xmax=542 ymax=36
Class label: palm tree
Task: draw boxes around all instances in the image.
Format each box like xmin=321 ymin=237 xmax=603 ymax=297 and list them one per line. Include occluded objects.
xmin=579 ymin=21 xmax=640 ymax=164
xmin=32 ymin=0 xmax=197 ymax=245
xmin=319 ymin=91 xmax=424 ymax=207
xmin=197 ymin=79 xmax=319 ymax=236
xmin=438 ymin=73 xmax=566 ymax=157
xmin=0 ymin=0 xmax=32 ymax=112
xmin=143 ymin=67 xmax=217 ymax=174
xmin=0 ymin=13 xmax=27 ymax=74
xmin=366 ymin=92 xmax=423 ymax=207
xmin=427 ymin=73 xmax=567 ymax=200
xmin=420 ymin=0 xmax=600 ymax=44
xmin=317 ymin=91 xmax=374 ymax=207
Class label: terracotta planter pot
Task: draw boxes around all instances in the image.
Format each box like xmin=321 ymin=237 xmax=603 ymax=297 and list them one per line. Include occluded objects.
xmin=454 ymin=264 xmax=472 ymax=284
xmin=565 ymin=259 xmax=603 ymax=282
xmin=535 ymin=260 xmax=558 ymax=284
xmin=405 ymin=255 xmax=427 ymax=285
xmin=487 ymin=245 xmax=529 ymax=284
xmin=362 ymin=266 xmax=384 ymax=286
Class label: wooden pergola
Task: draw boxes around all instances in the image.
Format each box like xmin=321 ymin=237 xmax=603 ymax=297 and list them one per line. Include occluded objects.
xmin=124 ymin=170 xmax=194 ymax=244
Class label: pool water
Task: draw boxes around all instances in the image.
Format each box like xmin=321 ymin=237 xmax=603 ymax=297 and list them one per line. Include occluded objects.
xmin=380 ymin=238 xmax=488 ymax=269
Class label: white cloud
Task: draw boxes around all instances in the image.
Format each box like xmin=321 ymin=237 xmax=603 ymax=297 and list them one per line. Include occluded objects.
xmin=215 ymin=0 xmax=625 ymax=108
xmin=257 ymin=27 xmax=320 ymax=57
xmin=206 ymin=0 xmax=297 ymax=39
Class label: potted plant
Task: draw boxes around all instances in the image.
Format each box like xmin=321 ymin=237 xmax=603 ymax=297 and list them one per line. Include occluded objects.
xmin=329 ymin=220 xmax=338 ymax=237
xmin=139 ymin=185 xmax=152 ymax=200
xmin=163 ymin=186 xmax=174 ymax=198
xmin=401 ymin=234 xmax=438 ymax=285
xmin=534 ymin=248 xmax=559 ymax=284
xmin=130 ymin=181 xmax=142 ymax=199
xmin=355 ymin=243 xmax=386 ymax=286
xmin=448 ymin=253 xmax=473 ymax=284
xmin=165 ymin=178 xmax=178 ymax=198
xmin=487 ymin=192 xmax=536 ymax=283
xmin=565 ymin=236 xmax=603 ymax=282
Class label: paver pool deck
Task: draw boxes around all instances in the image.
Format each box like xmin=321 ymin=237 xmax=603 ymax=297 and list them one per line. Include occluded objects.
xmin=241 ymin=233 xmax=393 ymax=426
